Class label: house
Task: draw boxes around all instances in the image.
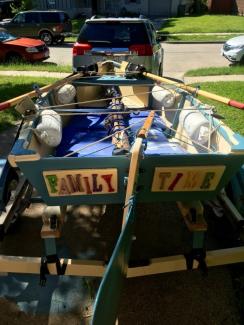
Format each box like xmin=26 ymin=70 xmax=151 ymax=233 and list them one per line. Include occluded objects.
xmin=34 ymin=0 xmax=193 ymax=18
xmin=207 ymin=0 xmax=244 ymax=15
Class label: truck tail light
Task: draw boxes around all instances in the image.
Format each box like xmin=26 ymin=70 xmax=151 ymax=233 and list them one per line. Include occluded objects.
xmin=129 ymin=44 xmax=153 ymax=56
xmin=72 ymin=42 xmax=92 ymax=56
xmin=53 ymin=24 xmax=63 ymax=32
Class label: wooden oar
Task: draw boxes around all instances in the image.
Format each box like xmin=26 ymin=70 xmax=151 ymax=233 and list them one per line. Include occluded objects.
xmin=122 ymin=110 xmax=155 ymax=225
xmin=92 ymin=111 xmax=155 ymax=325
xmin=143 ymin=72 xmax=244 ymax=110
xmin=0 ymin=72 xmax=83 ymax=112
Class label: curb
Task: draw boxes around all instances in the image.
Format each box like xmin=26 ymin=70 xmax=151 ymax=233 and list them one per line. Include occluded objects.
xmin=163 ymin=41 xmax=225 ymax=44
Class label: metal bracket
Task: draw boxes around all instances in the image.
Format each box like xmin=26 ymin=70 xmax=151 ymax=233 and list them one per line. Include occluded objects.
xmin=40 ymin=254 xmax=67 ymax=286
xmin=185 ymin=248 xmax=208 ymax=275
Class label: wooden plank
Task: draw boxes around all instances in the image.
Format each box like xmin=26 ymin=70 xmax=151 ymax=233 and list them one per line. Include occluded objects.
xmin=0 ymin=247 xmax=244 ymax=277
xmin=128 ymin=246 xmax=244 ymax=277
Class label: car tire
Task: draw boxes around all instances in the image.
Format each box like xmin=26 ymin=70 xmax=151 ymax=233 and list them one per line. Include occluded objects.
xmin=54 ymin=36 xmax=65 ymax=45
xmin=239 ymin=55 xmax=244 ymax=65
xmin=40 ymin=31 xmax=53 ymax=45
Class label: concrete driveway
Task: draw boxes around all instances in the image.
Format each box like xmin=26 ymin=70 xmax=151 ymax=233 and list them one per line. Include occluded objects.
xmin=47 ymin=42 xmax=229 ymax=79
xmin=162 ymin=43 xmax=229 ymax=79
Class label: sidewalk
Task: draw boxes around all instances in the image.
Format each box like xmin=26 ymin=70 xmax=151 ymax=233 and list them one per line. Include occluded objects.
xmin=1 ymin=70 xmax=244 ymax=84
xmin=0 ymin=70 xmax=69 ymax=78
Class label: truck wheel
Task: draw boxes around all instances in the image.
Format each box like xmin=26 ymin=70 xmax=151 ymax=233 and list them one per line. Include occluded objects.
xmin=40 ymin=31 xmax=53 ymax=45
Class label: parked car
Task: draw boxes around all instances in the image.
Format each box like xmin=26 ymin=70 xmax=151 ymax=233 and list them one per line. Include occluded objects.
xmin=72 ymin=16 xmax=163 ymax=75
xmin=221 ymin=35 xmax=244 ymax=64
xmin=0 ymin=28 xmax=49 ymax=62
xmin=0 ymin=10 xmax=72 ymax=45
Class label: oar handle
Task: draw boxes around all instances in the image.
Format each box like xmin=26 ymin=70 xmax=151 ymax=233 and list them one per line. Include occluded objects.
xmin=143 ymin=72 xmax=244 ymax=110
xmin=0 ymin=72 xmax=82 ymax=112
xmin=228 ymin=100 xmax=244 ymax=110
xmin=137 ymin=111 xmax=155 ymax=138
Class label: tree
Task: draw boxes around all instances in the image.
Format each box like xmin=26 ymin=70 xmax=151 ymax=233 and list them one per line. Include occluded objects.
xmin=11 ymin=0 xmax=33 ymax=14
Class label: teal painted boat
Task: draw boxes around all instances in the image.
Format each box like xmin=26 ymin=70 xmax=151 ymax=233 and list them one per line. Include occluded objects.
xmin=1 ymin=61 xmax=244 ymax=324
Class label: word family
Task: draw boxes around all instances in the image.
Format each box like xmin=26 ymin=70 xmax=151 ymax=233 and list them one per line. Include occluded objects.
xmin=43 ymin=169 xmax=118 ymax=196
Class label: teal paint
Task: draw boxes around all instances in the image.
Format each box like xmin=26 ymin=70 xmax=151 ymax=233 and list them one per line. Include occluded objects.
xmin=44 ymin=238 xmax=57 ymax=256
xmin=192 ymin=232 xmax=205 ymax=249
xmin=92 ymin=199 xmax=136 ymax=325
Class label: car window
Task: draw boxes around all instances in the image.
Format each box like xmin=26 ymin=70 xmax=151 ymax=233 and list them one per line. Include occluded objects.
xmin=25 ymin=12 xmax=40 ymax=23
xmin=12 ymin=13 xmax=25 ymax=24
xmin=0 ymin=30 xmax=17 ymax=41
xmin=149 ymin=23 xmax=157 ymax=44
xmin=78 ymin=22 xmax=150 ymax=47
xmin=40 ymin=12 xmax=60 ymax=23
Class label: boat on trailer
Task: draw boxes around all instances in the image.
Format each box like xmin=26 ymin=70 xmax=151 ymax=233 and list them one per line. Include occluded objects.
xmin=0 ymin=60 xmax=244 ymax=324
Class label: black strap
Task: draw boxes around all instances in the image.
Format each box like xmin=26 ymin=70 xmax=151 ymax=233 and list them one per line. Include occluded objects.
xmin=39 ymin=255 xmax=67 ymax=286
xmin=185 ymin=248 xmax=208 ymax=276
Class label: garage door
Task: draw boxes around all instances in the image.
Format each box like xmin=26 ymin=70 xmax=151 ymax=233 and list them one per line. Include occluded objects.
xmin=149 ymin=0 xmax=172 ymax=16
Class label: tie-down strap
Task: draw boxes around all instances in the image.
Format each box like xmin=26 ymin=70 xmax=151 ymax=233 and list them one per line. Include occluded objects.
xmin=40 ymin=254 xmax=67 ymax=286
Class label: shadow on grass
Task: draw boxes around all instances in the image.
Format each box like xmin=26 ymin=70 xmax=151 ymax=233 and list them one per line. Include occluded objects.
xmin=0 ymin=80 xmax=51 ymax=132
xmin=31 ymin=61 xmax=57 ymax=67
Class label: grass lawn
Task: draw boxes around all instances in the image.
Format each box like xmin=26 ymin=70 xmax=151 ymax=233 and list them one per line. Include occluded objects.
xmin=159 ymin=15 xmax=244 ymax=34
xmin=0 ymin=76 xmax=58 ymax=131
xmin=72 ymin=19 xmax=85 ymax=34
xmin=0 ymin=62 xmax=72 ymax=73
xmin=164 ymin=33 xmax=242 ymax=42
xmin=195 ymin=81 xmax=244 ymax=135
xmin=0 ymin=76 xmax=243 ymax=136
xmin=185 ymin=65 xmax=244 ymax=76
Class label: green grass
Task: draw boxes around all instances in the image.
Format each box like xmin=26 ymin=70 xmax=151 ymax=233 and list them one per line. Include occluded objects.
xmin=185 ymin=66 xmax=244 ymax=76
xmin=164 ymin=33 xmax=242 ymax=42
xmin=72 ymin=19 xmax=85 ymax=34
xmin=195 ymin=81 xmax=244 ymax=135
xmin=0 ymin=76 xmax=58 ymax=131
xmin=0 ymin=62 xmax=72 ymax=73
xmin=1 ymin=78 xmax=243 ymax=136
xmin=160 ymin=15 xmax=244 ymax=34
xmin=65 ymin=36 xmax=77 ymax=43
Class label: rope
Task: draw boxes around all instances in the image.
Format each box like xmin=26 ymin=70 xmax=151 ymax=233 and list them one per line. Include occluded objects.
xmin=38 ymin=87 xmax=180 ymax=111
xmin=63 ymin=119 xmax=144 ymax=157
xmin=164 ymin=124 xmax=219 ymax=153
xmin=62 ymin=115 xmax=218 ymax=158
xmin=33 ymin=107 xmax=213 ymax=119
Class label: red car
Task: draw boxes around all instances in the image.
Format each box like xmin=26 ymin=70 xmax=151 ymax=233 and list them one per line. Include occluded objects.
xmin=0 ymin=28 xmax=49 ymax=62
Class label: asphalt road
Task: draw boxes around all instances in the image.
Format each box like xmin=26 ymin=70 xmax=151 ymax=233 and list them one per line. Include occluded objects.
xmin=47 ymin=42 xmax=229 ymax=79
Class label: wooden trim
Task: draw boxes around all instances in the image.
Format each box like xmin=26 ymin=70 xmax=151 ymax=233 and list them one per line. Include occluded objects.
xmin=8 ymin=153 xmax=40 ymax=168
xmin=122 ymin=138 xmax=142 ymax=225
xmin=128 ymin=246 xmax=244 ymax=277
xmin=122 ymin=111 xmax=155 ymax=225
